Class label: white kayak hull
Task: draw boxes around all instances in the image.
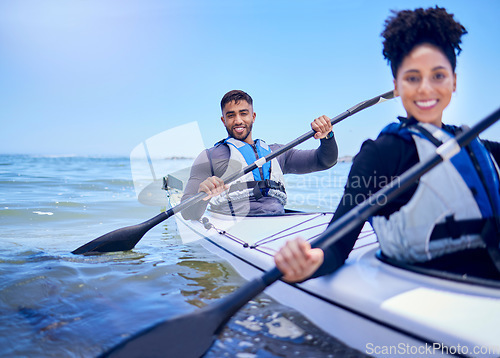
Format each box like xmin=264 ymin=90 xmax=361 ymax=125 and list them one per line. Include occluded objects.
xmin=175 ymin=211 xmax=500 ymax=358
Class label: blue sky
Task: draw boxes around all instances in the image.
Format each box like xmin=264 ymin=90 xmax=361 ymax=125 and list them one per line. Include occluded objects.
xmin=1 ymin=0 xmax=499 ymax=157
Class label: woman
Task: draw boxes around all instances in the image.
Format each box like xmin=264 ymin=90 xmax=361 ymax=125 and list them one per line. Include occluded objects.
xmin=275 ymin=6 xmax=500 ymax=282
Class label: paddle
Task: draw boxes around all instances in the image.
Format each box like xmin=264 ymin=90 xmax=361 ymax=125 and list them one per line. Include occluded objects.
xmin=99 ymin=106 xmax=500 ymax=357
xmin=72 ymin=90 xmax=395 ymax=255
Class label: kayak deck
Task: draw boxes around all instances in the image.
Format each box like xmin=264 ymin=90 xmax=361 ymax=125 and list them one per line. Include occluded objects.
xmin=175 ymin=210 xmax=500 ymax=357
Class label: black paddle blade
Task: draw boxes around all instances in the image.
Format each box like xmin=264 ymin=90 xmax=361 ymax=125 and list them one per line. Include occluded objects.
xmin=72 ymin=212 xmax=170 ymax=255
xmin=71 ymin=225 xmax=149 ymax=254
xmin=99 ymin=305 xmax=224 ymax=358
xmin=100 ymin=269 xmax=282 ymax=357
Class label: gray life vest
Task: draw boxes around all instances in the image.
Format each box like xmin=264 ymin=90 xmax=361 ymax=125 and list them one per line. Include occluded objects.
xmin=372 ymin=122 xmax=500 ymax=263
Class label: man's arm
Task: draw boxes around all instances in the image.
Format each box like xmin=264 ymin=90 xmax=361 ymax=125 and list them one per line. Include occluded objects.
xmin=275 ymin=115 xmax=338 ymax=174
xmin=180 ymin=145 xmax=232 ymax=220
xmin=180 ymin=150 xmax=214 ymax=220
xmin=275 ymin=134 xmax=338 ymax=174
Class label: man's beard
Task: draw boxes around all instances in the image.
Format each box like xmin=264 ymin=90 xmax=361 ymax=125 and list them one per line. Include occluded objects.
xmin=225 ymin=122 xmax=253 ymax=142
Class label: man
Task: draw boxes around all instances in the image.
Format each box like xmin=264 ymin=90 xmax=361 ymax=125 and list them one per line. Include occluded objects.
xmin=180 ymin=90 xmax=338 ymax=220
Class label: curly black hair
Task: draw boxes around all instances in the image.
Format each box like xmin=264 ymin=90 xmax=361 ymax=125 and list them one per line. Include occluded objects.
xmin=381 ymin=6 xmax=467 ymax=78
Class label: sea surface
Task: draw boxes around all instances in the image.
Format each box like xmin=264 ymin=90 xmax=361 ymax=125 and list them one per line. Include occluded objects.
xmin=0 ymin=154 xmax=369 ymax=358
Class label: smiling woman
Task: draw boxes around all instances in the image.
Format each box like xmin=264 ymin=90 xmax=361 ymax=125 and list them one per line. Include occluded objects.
xmin=275 ymin=5 xmax=500 ymax=282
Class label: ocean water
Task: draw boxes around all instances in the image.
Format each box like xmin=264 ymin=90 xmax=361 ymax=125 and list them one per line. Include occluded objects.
xmin=0 ymin=154 xmax=368 ymax=357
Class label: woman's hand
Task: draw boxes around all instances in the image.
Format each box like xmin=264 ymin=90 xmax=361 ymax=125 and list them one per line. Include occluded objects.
xmin=274 ymin=237 xmax=324 ymax=283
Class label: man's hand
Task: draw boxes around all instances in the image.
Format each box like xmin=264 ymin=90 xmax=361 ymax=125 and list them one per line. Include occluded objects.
xmin=274 ymin=237 xmax=324 ymax=283
xmin=198 ymin=176 xmax=229 ymax=201
xmin=311 ymin=115 xmax=333 ymax=139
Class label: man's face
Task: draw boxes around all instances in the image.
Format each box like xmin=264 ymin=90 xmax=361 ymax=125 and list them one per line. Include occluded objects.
xmin=221 ymin=100 xmax=256 ymax=144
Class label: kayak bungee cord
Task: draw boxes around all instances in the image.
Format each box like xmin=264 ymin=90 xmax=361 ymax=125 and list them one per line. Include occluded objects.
xmin=252 ymin=213 xmax=328 ymax=247
xmin=203 ymin=212 xmax=329 ymax=251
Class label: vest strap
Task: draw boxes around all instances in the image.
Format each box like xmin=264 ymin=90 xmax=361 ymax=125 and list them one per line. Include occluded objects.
xmin=430 ymin=217 xmax=488 ymax=241
xmin=228 ymin=179 xmax=286 ymax=200
xmin=482 ymin=219 xmax=500 ymax=273
xmin=412 ymin=124 xmax=443 ymax=146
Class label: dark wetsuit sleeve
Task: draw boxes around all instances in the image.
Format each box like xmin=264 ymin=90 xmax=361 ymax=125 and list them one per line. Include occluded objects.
xmin=482 ymin=140 xmax=500 ymax=166
xmin=273 ymin=134 xmax=338 ymax=174
xmin=311 ymin=134 xmax=419 ymax=278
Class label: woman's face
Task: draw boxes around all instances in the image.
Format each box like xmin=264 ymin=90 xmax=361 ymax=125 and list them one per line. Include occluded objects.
xmin=394 ymin=43 xmax=456 ymax=127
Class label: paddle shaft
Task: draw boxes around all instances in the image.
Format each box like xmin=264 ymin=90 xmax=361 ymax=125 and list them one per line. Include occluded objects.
xmin=72 ymin=90 xmax=394 ymax=254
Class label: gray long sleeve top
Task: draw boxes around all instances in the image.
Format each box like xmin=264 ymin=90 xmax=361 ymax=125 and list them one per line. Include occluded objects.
xmin=180 ymin=135 xmax=338 ymax=220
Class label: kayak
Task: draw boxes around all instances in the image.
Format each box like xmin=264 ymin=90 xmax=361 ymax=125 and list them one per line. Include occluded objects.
xmin=93 ymin=109 xmax=500 ymax=357
xmin=173 ymin=209 xmax=500 ymax=358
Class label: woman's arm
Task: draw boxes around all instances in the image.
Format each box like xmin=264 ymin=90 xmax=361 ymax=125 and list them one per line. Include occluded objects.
xmin=275 ymin=134 xmax=420 ymax=281
xmin=482 ymin=139 xmax=500 ymax=166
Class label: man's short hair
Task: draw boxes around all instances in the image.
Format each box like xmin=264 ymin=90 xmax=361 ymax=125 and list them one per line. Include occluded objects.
xmin=220 ymin=90 xmax=253 ymax=112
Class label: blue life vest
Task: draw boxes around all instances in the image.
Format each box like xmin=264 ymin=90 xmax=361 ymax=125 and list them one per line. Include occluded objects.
xmin=371 ymin=121 xmax=500 ymax=263
xmin=225 ymin=138 xmax=272 ymax=181
xmin=209 ymin=137 xmax=287 ymax=212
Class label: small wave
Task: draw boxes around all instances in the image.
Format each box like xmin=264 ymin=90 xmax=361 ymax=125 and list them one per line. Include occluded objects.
xmin=30 ymin=154 xmax=128 ymax=159
xmin=33 ymin=154 xmax=79 ymax=158
xmin=32 ymin=211 xmax=54 ymax=216
xmin=53 ymin=201 xmax=87 ymax=208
